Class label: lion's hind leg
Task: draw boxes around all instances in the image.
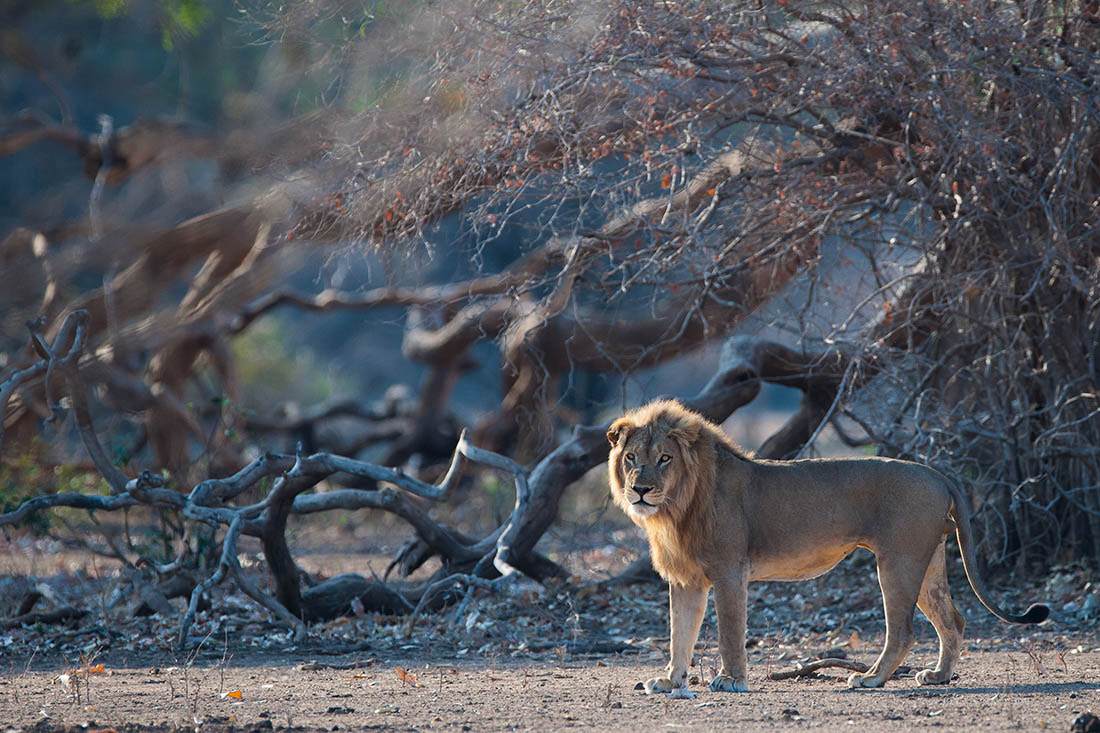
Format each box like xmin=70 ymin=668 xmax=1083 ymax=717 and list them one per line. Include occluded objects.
xmin=847 ymin=553 xmax=925 ymax=689
xmin=914 ymin=541 xmax=965 ymax=686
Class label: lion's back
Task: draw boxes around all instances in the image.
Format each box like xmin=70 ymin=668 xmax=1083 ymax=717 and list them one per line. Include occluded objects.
xmin=736 ymin=455 xmax=955 ymax=554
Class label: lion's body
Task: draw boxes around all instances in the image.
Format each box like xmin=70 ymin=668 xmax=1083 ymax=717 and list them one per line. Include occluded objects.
xmin=607 ymin=399 xmax=1049 ymax=694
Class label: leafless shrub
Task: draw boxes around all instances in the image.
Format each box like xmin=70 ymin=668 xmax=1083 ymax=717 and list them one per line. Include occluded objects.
xmin=2 ymin=0 xmax=1096 ymax=643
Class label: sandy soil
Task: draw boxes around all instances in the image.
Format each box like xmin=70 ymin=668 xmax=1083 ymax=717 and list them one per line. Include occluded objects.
xmin=1 ymin=523 xmax=1097 ymax=732
xmin=1 ymin=629 xmax=1098 ymax=731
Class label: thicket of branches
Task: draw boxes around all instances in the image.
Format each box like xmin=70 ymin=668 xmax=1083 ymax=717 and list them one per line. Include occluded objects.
xmin=2 ymin=0 xmax=1098 ymax=641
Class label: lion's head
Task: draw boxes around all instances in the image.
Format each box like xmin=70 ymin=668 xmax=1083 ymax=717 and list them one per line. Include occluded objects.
xmin=606 ymin=399 xmax=711 ymax=524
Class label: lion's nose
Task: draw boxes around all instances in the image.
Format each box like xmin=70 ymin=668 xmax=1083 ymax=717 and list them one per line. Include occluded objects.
xmin=633 ymin=484 xmax=654 ymax=499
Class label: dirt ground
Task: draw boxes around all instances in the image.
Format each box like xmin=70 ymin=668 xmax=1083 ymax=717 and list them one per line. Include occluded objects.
xmin=1 ymin=524 xmax=1098 ymax=732
xmin=1 ymin=633 xmax=1098 ymax=731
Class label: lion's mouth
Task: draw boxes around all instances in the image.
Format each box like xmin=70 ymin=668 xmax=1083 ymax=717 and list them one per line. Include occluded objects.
xmin=628 ymin=495 xmax=659 ymax=518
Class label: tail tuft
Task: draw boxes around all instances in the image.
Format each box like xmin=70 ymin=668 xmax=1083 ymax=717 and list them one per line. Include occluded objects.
xmin=1018 ymin=603 xmax=1050 ymax=625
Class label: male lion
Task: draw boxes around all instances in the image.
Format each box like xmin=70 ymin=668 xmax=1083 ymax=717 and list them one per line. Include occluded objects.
xmin=607 ymin=399 xmax=1049 ymax=694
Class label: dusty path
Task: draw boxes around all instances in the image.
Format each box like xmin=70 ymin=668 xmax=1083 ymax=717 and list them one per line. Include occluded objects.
xmin=2 ymin=632 xmax=1097 ymax=731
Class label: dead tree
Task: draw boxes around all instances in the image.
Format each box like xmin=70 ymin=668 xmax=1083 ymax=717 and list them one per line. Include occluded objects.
xmin=3 ymin=0 xmax=1098 ymax=644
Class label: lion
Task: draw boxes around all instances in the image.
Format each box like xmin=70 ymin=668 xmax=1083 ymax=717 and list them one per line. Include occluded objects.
xmin=607 ymin=399 xmax=1049 ymax=694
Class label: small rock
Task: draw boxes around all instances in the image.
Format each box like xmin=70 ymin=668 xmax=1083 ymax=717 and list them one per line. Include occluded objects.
xmin=819 ymin=648 xmax=848 ymax=660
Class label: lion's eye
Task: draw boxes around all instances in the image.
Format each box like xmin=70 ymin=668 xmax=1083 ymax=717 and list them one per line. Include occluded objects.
xmin=625 ymin=452 xmax=636 ymax=463
xmin=658 ymin=454 xmax=672 ymax=465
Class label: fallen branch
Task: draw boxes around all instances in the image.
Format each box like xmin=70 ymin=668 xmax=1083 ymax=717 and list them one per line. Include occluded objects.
xmin=1 ymin=606 xmax=89 ymax=629
xmin=403 ymin=571 xmax=529 ymax=638
xmin=297 ymin=659 xmax=376 ymax=672
xmin=179 ymin=511 xmax=307 ymax=649
xmin=767 ymin=658 xmax=916 ymax=680
xmin=0 ymin=492 xmax=140 ymax=527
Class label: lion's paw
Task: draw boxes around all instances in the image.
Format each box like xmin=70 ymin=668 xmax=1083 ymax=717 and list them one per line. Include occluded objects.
xmin=642 ymin=677 xmax=696 ymax=698
xmin=915 ymin=669 xmax=951 ymax=686
xmin=643 ymin=677 xmax=675 ymax=695
xmin=846 ymin=672 xmax=885 ymax=689
xmin=708 ymin=674 xmax=748 ymax=693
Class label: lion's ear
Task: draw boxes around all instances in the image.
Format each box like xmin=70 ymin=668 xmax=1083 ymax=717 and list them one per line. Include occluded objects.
xmin=607 ymin=418 xmax=634 ymax=447
xmin=668 ymin=418 xmax=701 ymax=447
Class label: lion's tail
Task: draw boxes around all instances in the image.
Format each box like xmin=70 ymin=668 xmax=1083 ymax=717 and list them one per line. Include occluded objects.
xmin=947 ymin=482 xmax=1050 ymax=624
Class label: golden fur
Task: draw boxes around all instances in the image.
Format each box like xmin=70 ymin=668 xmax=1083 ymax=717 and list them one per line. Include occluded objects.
xmin=607 ymin=399 xmax=1049 ymax=694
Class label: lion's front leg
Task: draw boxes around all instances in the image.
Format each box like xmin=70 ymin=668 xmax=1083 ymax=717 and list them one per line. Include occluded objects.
xmin=709 ymin=566 xmax=749 ymax=692
xmin=644 ymin=583 xmax=707 ymax=695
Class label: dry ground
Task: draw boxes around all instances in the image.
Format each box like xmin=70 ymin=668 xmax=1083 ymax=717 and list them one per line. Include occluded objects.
xmin=1 ymin=518 xmax=1098 ymax=731
xmin=1 ymin=634 xmax=1098 ymax=731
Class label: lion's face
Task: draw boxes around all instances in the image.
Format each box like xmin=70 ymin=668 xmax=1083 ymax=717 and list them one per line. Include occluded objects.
xmin=607 ymin=409 xmax=700 ymax=522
